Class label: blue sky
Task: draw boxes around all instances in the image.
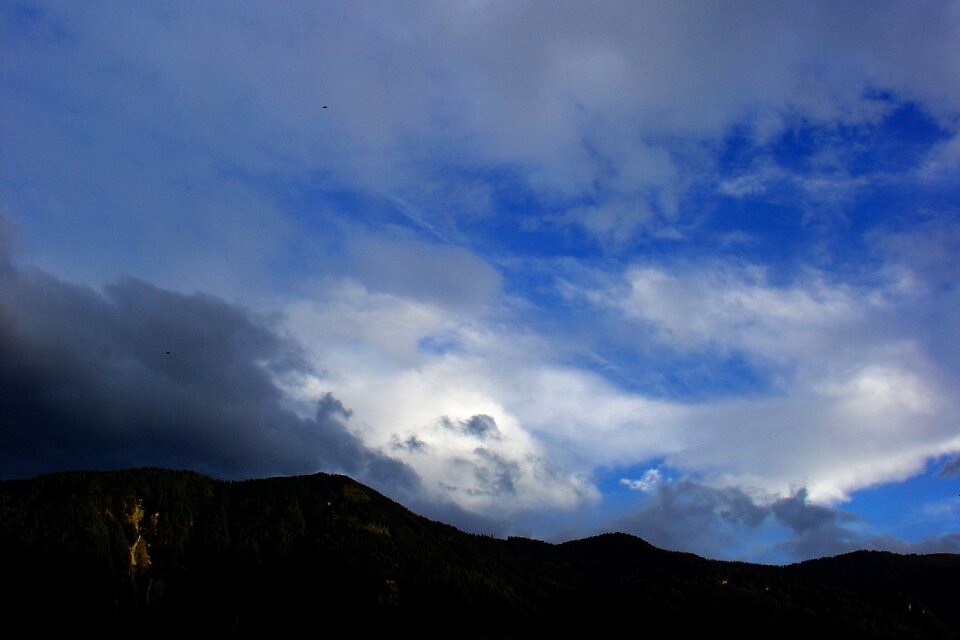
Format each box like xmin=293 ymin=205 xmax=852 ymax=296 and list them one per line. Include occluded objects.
xmin=2 ymin=1 xmax=959 ymax=562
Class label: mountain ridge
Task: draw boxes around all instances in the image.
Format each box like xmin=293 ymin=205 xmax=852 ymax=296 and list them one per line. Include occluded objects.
xmin=1 ymin=467 xmax=956 ymax=637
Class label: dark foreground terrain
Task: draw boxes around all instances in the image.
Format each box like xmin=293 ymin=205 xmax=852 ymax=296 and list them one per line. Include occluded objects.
xmin=1 ymin=469 xmax=956 ymax=637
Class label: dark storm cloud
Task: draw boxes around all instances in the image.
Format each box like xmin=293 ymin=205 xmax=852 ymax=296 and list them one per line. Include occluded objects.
xmin=0 ymin=251 xmax=418 ymax=491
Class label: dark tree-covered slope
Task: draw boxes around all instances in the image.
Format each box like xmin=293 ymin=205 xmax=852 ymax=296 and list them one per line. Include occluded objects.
xmin=0 ymin=469 xmax=956 ymax=638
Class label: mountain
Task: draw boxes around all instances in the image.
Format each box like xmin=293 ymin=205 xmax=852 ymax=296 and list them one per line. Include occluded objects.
xmin=1 ymin=468 xmax=956 ymax=637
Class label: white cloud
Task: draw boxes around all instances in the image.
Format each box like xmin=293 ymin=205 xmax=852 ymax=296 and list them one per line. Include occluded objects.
xmin=286 ymin=279 xmax=452 ymax=368
xmin=281 ymin=254 xmax=960 ymax=523
xmin=285 ymin=278 xmax=600 ymax=515
xmin=620 ymin=469 xmax=662 ymax=493
xmin=562 ymin=199 xmax=654 ymax=249
xmin=588 ymin=264 xmax=866 ymax=364
xmin=557 ymin=258 xmax=960 ymax=503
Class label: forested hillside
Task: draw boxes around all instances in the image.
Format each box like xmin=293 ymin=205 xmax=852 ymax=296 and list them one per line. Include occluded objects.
xmin=1 ymin=469 xmax=956 ymax=638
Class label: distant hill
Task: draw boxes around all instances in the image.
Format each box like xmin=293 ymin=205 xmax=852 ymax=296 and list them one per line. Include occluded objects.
xmin=1 ymin=468 xmax=956 ymax=637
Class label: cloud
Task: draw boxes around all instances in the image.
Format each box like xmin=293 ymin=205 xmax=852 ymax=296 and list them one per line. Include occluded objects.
xmin=551 ymin=256 xmax=960 ymax=502
xmin=0 ymin=214 xmax=13 ymax=262
xmin=595 ymin=263 xmax=866 ymax=359
xmin=284 ymin=258 xmax=958 ymax=513
xmin=614 ymin=481 xmax=960 ymax=562
xmin=906 ymin=533 xmax=960 ymax=554
xmin=768 ymin=489 xmax=866 ymax=559
xmin=283 ymin=278 xmax=600 ymax=515
xmin=619 ymin=469 xmax=662 ymax=493
xmin=439 ymin=414 xmax=501 ymax=440
xmin=3 ymin=5 xmax=959 ymax=558
xmin=769 ymin=489 xmax=960 ymax=560
xmin=391 ymin=434 xmax=429 ymax=453
xmin=274 ymin=236 xmax=960 ymax=526
xmin=612 ymin=479 xmax=768 ymax=559
xmin=5 ymin=1 xmax=960 ymax=263
xmin=718 ymin=161 xmax=872 ymax=209
xmin=344 ymin=233 xmax=503 ymax=311
xmin=0 ymin=250 xmax=417 ymax=493
xmin=940 ymin=456 xmax=960 ymax=478
xmin=771 ymin=489 xmax=843 ymax=533
xmin=467 ymin=447 xmax=520 ymax=496
xmin=919 ymin=132 xmax=960 ymax=182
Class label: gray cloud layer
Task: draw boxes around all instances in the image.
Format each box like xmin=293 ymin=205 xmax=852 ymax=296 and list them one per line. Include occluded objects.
xmin=0 ymin=243 xmax=416 ymax=491
xmin=613 ymin=481 xmax=959 ymax=562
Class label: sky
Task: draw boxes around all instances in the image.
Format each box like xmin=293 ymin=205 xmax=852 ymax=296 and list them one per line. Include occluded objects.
xmin=2 ymin=1 xmax=959 ymax=563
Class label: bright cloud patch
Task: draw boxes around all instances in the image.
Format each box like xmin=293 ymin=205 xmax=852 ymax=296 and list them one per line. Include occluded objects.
xmin=620 ymin=470 xmax=663 ymax=493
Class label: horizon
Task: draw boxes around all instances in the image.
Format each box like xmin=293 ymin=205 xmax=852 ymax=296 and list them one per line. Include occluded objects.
xmin=2 ymin=1 xmax=959 ymax=564
xmin=2 ymin=465 xmax=940 ymax=568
